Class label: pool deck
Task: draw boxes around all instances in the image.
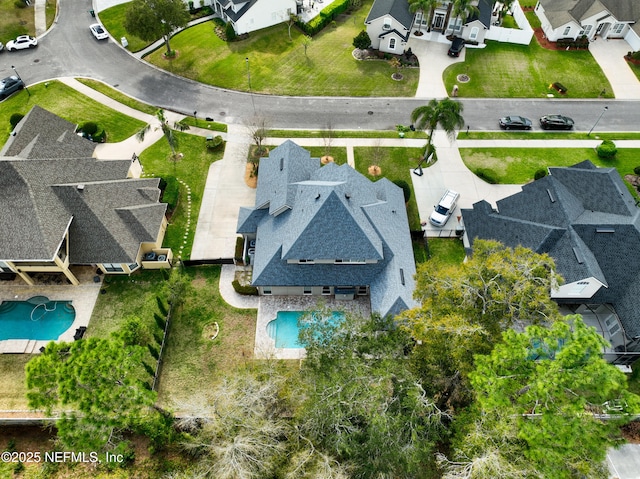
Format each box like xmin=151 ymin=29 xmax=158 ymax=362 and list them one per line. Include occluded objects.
xmin=0 ymin=267 xmax=102 ymax=353
xmin=255 ymin=295 xmax=372 ymax=360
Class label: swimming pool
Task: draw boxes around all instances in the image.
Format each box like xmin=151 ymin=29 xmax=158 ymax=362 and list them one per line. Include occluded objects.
xmin=0 ymin=296 xmax=76 ymax=341
xmin=266 ymin=310 xmax=344 ymax=348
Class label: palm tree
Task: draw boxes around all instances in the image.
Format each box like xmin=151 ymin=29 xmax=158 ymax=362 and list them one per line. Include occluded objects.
xmin=137 ymin=109 xmax=190 ymax=160
xmin=409 ymin=0 xmax=437 ymax=33
xmin=411 ymin=98 xmax=465 ymax=157
xmin=451 ymin=0 xmax=479 ymax=35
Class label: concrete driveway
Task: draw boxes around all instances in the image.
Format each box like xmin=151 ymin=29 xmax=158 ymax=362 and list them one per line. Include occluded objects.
xmin=589 ymin=38 xmax=640 ymax=100
xmin=609 ymin=444 xmax=640 ymax=479
xmin=408 ymin=34 xmax=465 ymax=98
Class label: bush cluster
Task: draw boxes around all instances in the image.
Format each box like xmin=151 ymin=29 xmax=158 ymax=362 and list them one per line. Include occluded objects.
xmin=9 ymin=113 xmax=24 ymax=129
xmin=475 ymin=168 xmax=498 ymax=184
xmin=556 ymin=35 xmax=589 ymax=49
xmin=297 ymin=0 xmax=351 ymax=36
xmin=596 ymin=139 xmax=617 ymax=159
xmin=232 ymin=279 xmax=258 ymax=295
xmin=534 ymin=168 xmax=548 ymax=180
xmin=206 ymin=135 xmax=224 ymax=150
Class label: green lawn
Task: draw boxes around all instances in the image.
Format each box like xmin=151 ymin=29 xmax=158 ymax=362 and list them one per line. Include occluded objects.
xmin=0 ymin=355 xmax=31 ymax=410
xmin=304 ymin=146 xmax=348 ymax=165
xmin=144 ymin=0 xmax=418 ymax=96
xmin=76 ymin=78 xmax=159 ymax=115
xmin=0 ymin=0 xmax=35 ymax=40
xmin=98 ymin=2 xmax=148 ymax=52
xmin=628 ymin=61 xmax=640 ymax=82
xmin=139 ymin=132 xmax=225 ymax=259
xmin=353 ymin=146 xmax=424 ymax=230
xmin=0 ymin=81 xmax=145 ymax=145
xmin=268 ymin=129 xmax=428 ymax=139
xmin=460 ymin=147 xmax=640 ymax=185
xmin=444 ymin=39 xmax=613 ymax=98
xmin=458 ymin=131 xmax=640 ymax=140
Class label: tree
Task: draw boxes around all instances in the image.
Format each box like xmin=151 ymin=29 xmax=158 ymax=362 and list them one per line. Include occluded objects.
xmin=225 ymin=21 xmax=236 ymax=42
xmin=297 ymin=311 xmax=448 ymax=478
xmin=451 ymin=0 xmax=479 ymax=34
xmin=390 ymin=56 xmax=402 ymax=80
xmin=302 ymin=35 xmax=312 ymax=58
xmin=441 ymin=317 xmax=640 ymax=479
xmin=287 ymin=13 xmax=299 ymax=41
xmin=409 ymin=0 xmax=437 ymax=33
xmin=246 ymin=115 xmax=270 ymax=158
xmin=25 ymin=338 xmax=167 ymax=451
xmin=137 ymin=109 xmax=190 ymax=168
xmin=400 ymin=239 xmax=563 ymax=408
xmin=124 ymin=0 xmax=190 ymax=56
xmin=352 ymin=30 xmax=371 ymax=50
xmin=411 ymin=97 xmax=464 ymax=158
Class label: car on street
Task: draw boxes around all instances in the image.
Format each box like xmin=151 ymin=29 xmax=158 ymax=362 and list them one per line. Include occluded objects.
xmin=540 ymin=114 xmax=574 ymax=130
xmin=6 ymin=35 xmax=37 ymax=51
xmin=499 ymin=115 xmax=532 ymax=130
xmin=447 ymin=37 xmax=465 ymax=57
xmin=0 ymin=42 xmax=4 ymax=52
xmin=0 ymin=75 xmax=25 ymax=100
xmin=90 ymin=23 xmax=108 ymax=40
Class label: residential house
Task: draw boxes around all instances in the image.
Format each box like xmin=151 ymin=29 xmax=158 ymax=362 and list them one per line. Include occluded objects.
xmin=210 ymin=0 xmax=297 ymax=35
xmin=365 ymin=0 xmax=495 ymax=53
xmin=534 ymin=0 xmax=640 ymax=50
xmin=0 ymin=106 xmax=172 ymax=286
xmin=236 ymin=140 xmax=417 ymax=318
xmin=461 ymin=161 xmax=640 ymax=364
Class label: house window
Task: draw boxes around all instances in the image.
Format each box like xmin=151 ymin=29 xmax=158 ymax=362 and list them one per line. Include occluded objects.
xmin=580 ymin=24 xmax=593 ymax=36
xmin=263 ymin=287 xmax=272 ymax=295
xmin=415 ymin=12 xmax=423 ymax=25
xmin=389 ymin=38 xmax=396 ymax=50
xmin=103 ymin=263 xmax=124 ymax=272
xmin=448 ymin=18 xmax=462 ymax=31
xmin=469 ymin=27 xmax=479 ymax=40
xmin=563 ymin=26 xmax=571 ymax=36
xmin=322 ymin=286 xmax=331 ymax=295
xmin=298 ymin=259 xmax=315 ymax=264
xmin=612 ymin=23 xmax=625 ymax=34
xmin=303 ymin=287 xmax=312 ymax=295
xmin=357 ymin=286 xmax=368 ymax=295
xmin=383 ymin=17 xmax=392 ymax=30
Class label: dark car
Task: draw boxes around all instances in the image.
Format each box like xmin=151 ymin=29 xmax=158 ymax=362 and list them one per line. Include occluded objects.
xmin=0 ymin=75 xmax=25 ymax=100
xmin=447 ymin=37 xmax=465 ymax=57
xmin=499 ymin=115 xmax=532 ymax=130
xmin=540 ymin=114 xmax=574 ymax=130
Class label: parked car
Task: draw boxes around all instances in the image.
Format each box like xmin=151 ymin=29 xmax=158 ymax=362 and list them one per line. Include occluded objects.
xmin=89 ymin=23 xmax=108 ymax=40
xmin=429 ymin=189 xmax=460 ymax=227
xmin=0 ymin=42 xmax=4 ymax=52
xmin=447 ymin=37 xmax=465 ymax=57
xmin=6 ymin=35 xmax=37 ymax=51
xmin=499 ymin=115 xmax=532 ymax=130
xmin=540 ymin=114 xmax=574 ymax=130
xmin=0 ymin=75 xmax=25 ymax=100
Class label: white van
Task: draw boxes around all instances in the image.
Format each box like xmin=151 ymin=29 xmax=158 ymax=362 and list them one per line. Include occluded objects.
xmin=429 ymin=189 xmax=459 ymax=227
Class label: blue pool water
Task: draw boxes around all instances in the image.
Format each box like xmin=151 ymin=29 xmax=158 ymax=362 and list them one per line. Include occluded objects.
xmin=267 ymin=310 xmax=344 ymax=348
xmin=0 ymin=296 xmax=76 ymax=340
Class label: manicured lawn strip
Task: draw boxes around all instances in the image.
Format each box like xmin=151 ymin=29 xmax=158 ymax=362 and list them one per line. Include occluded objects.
xmin=0 ymin=81 xmax=145 ymax=144
xmin=353 ymin=147 xmax=424 ymax=231
xmin=0 ymin=1 xmax=34 ymax=39
xmin=139 ymin=132 xmax=224 ymax=259
xmin=426 ymin=237 xmax=466 ymax=264
xmin=628 ymin=61 xmax=640 ymax=83
xmin=45 ymin=0 xmax=56 ymax=29
xmin=156 ymin=266 xmax=257 ymax=407
xmin=304 ymin=146 xmax=348 ymax=165
xmin=179 ymin=116 xmax=228 ymax=132
xmin=98 ymin=2 xmax=148 ymax=52
xmin=443 ymin=39 xmax=612 ymax=98
xmin=145 ymin=0 xmax=418 ymax=97
xmin=0 ymin=355 xmax=31 ymax=410
xmin=457 ymin=131 xmax=640 ymax=140
xmin=525 ymin=10 xmax=541 ymax=28
xmin=460 ymin=147 xmax=640 ymax=185
xmin=268 ymin=129 xmax=428 ymax=139
xmin=76 ymin=78 xmax=159 ymax=115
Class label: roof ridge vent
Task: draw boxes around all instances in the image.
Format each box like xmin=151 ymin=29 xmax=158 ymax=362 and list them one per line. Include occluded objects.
xmin=547 ymin=188 xmax=555 ymax=203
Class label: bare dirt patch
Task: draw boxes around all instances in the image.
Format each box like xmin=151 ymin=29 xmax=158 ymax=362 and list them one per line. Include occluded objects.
xmin=321 ymin=156 xmax=334 ymax=164
xmin=245 ymin=163 xmax=258 ymax=188
xmin=368 ymin=165 xmax=382 ymax=176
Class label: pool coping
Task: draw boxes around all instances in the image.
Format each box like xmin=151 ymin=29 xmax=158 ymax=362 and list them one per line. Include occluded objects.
xmin=254 ymin=295 xmax=372 ymax=360
xmin=0 ymin=283 xmax=102 ymax=353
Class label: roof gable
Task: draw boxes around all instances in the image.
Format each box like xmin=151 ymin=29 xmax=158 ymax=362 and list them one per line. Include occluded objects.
xmin=365 ymin=0 xmax=413 ymax=30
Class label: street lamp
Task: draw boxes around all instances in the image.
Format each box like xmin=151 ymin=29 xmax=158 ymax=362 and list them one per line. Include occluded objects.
xmin=245 ymin=57 xmax=256 ymax=114
xmin=588 ymin=105 xmax=608 ymax=137
xmin=11 ymin=65 xmax=30 ymax=96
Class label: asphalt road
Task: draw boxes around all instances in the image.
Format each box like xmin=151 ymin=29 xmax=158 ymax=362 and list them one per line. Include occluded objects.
xmin=2 ymin=0 xmax=639 ymax=130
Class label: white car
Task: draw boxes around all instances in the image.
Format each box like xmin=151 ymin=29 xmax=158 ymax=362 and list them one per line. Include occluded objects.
xmin=6 ymin=35 xmax=37 ymax=51
xmin=89 ymin=23 xmax=108 ymax=40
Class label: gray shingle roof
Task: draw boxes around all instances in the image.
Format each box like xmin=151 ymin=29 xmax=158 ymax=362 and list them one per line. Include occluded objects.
xmin=462 ymin=160 xmax=640 ymax=337
xmin=365 ymin=0 xmax=413 ymax=30
xmin=238 ymin=141 xmax=417 ymax=318
xmin=538 ymin=0 xmax=640 ymax=30
xmin=0 ymin=107 xmax=167 ymax=265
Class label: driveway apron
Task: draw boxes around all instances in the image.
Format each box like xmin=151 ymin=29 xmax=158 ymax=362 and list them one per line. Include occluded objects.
xmin=589 ymin=38 xmax=640 ymax=99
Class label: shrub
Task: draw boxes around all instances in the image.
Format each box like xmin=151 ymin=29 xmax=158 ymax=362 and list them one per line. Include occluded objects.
xmin=154 ymin=313 xmax=167 ymax=331
xmin=596 ymin=139 xmax=617 ymax=159
xmin=353 ymin=30 xmax=371 ymax=49
xmin=534 ymin=168 xmax=548 ymax=180
xmin=634 ymin=166 xmax=640 ymax=176
xmin=143 ymin=361 xmax=155 ymax=377
xmin=80 ymin=121 xmax=98 ymax=135
xmin=235 ymin=236 xmax=244 ymax=263
xmin=225 ymin=22 xmax=236 ymax=41
xmin=9 ymin=113 xmax=24 ymax=129
xmin=205 ymin=135 xmax=224 ymax=150
xmin=188 ymin=0 xmax=194 ymax=10
xmin=156 ymin=296 xmax=168 ymax=315
xmin=92 ymin=129 xmax=106 ymax=143
xmin=153 ymin=330 xmax=163 ymax=345
xmin=148 ymin=344 xmax=159 ymax=359
xmin=631 ymin=51 xmax=640 ymax=61
xmin=475 ymin=168 xmax=498 ymax=184
xmin=393 ymin=179 xmax=411 ymax=202
xmin=14 ymin=0 xmax=26 ymax=8
xmin=232 ymin=279 xmax=258 ymax=295
xmin=160 ymin=176 xmax=179 ymax=212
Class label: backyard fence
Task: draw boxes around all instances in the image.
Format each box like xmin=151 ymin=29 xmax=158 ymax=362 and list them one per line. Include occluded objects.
xmin=485 ymin=1 xmax=534 ymax=45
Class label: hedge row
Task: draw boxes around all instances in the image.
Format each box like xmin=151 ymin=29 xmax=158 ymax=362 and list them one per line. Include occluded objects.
xmin=296 ymin=0 xmax=351 ymax=36
xmin=232 ymin=279 xmax=258 ymax=295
